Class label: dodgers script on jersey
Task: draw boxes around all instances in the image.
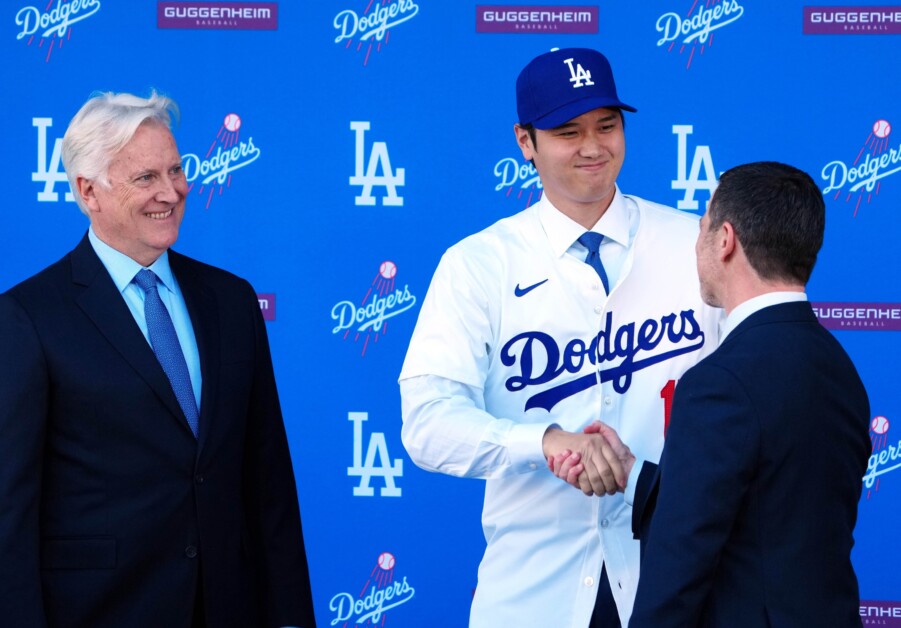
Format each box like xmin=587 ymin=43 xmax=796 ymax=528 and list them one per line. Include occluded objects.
xmin=399 ymin=191 xmax=721 ymax=627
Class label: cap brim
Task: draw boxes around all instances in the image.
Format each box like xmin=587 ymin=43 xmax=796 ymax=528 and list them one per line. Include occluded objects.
xmin=530 ymin=97 xmax=637 ymax=130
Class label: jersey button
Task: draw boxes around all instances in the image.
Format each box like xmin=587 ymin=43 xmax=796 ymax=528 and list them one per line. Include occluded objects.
xmin=604 ymin=397 xmax=613 ymax=406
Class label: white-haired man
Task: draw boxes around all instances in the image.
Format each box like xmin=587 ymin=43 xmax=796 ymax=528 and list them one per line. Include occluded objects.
xmin=0 ymin=92 xmax=316 ymax=627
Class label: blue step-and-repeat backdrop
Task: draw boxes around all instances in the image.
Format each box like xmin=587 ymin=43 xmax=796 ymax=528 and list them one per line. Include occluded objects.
xmin=5 ymin=1 xmax=900 ymax=625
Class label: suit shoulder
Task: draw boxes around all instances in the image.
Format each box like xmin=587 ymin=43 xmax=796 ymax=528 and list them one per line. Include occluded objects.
xmin=169 ymin=252 xmax=254 ymax=292
xmin=2 ymin=252 xmax=74 ymax=307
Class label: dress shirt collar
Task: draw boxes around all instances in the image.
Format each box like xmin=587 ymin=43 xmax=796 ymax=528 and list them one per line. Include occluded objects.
xmin=538 ymin=185 xmax=631 ymax=258
xmin=720 ymin=291 xmax=808 ymax=344
xmin=88 ymin=227 xmax=176 ymax=295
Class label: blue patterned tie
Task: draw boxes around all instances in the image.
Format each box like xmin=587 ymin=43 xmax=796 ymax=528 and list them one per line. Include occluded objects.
xmin=578 ymin=232 xmax=610 ymax=294
xmin=133 ymin=269 xmax=199 ymax=437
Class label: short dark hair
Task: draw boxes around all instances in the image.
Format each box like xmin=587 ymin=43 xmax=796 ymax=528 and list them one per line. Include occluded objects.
xmin=708 ymin=161 xmax=825 ymax=285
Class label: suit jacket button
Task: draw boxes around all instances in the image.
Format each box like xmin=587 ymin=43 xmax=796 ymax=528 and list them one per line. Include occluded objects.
xmin=195 ymin=474 xmax=204 ymax=484
xmin=185 ymin=545 xmax=199 ymax=559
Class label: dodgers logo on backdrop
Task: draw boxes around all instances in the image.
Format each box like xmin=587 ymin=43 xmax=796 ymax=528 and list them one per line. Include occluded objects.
xmin=329 ymin=551 xmax=416 ymax=625
xmin=494 ymin=155 xmax=543 ymax=208
xmin=181 ymin=113 xmax=261 ymax=209
xmin=820 ymin=118 xmax=900 ymax=216
xmin=347 ymin=412 xmax=403 ymax=497
xmin=502 ymin=309 xmax=706 ymax=412
xmin=31 ymin=117 xmax=74 ymax=203
xmin=15 ymin=0 xmax=101 ymax=62
xmin=863 ymin=415 xmax=900 ymax=499
xmin=475 ymin=6 xmax=599 ymax=34
xmin=655 ymin=0 xmax=744 ymax=69
xmin=672 ymin=124 xmax=718 ymax=212
xmin=333 ymin=0 xmax=419 ymax=65
xmin=331 ymin=260 xmax=417 ymax=356
xmin=350 ymin=122 xmax=405 ymax=206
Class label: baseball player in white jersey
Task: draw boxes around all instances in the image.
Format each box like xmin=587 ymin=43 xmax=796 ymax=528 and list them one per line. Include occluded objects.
xmin=399 ymin=48 xmax=722 ymax=627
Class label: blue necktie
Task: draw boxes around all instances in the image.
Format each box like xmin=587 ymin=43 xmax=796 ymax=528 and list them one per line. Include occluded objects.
xmin=578 ymin=232 xmax=610 ymax=294
xmin=133 ymin=269 xmax=199 ymax=437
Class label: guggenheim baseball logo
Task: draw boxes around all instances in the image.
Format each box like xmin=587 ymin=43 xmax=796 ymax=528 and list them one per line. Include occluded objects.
xmin=329 ymin=551 xmax=415 ymax=626
xmin=820 ymin=118 xmax=899 ymax=216
xmin=15 ymin=0 xmax=101 ymax=62
xmin=804 ymin=6 xmax=901 ymax=34
xmin=157 ymin=2 xmax=278 ymax=30
xmin=655 ymin=0 xmax=745 ymax=69
xmin=813 ymin=302 xmax=901 ymax=331
xmin=331 ymin=260 xmax=418 ymax=357
xmin=476 ymin=5 xmax=598 ymax=33
xmin=181 ymin=113 xmax=261 ymax=209
xmin=333 ymin=0 xmax=419 ymax=65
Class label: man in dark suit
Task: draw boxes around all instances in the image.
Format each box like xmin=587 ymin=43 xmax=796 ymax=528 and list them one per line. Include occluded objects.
xmin=0 ymin=92 xmax=316 ymax=627
xmin=551 ymin=161 xmax=870 ymax=627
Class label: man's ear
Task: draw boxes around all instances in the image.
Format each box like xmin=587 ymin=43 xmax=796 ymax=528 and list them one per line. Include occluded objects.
xmin=514 ymin=124 xmax=534 ymax=161
xmin=719 ymin=220 xmax=737 ymax=262
xmin=76 ymin=176 xmax=100 ymax=213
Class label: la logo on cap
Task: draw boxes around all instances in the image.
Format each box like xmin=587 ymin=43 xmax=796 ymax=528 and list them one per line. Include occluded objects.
xmin=564 ymin=57 xmax=594 ymax=88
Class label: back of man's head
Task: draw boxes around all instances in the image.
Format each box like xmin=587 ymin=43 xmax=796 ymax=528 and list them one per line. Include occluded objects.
xmin=709 ymin=161 xmax=825 ymax=286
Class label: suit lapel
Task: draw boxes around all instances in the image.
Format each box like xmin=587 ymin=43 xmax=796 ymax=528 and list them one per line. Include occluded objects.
xmin=70 ymin=236 xmax=193 ymax=436
xmin=170 ymin=251 xmax=220 ymax=449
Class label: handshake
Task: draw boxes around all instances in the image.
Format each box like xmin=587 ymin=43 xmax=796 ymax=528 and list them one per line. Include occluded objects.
xmin=543 ymin=421 xmax=637 ymax=496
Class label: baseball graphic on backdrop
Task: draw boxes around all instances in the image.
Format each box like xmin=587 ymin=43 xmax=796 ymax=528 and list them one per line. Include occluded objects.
xmin=379 ymin=260 xmax=397 ymax=279
xmin=873 ymin=119 xmax=891 ymax=139
xmin=871 ymin=415 xmax=890 ymax=435
xmin=224 ymin=113 xmax=242 ymax=132
xmin=377 ymin=552 xmax=396 ymax=571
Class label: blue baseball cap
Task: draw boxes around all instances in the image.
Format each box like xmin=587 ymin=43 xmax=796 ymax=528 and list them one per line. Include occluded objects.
xmin=516 ymin=48 xmax=636 ymax=130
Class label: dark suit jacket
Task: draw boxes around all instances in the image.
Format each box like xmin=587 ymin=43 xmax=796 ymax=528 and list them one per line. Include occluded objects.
xmin=0 ymin=235 xmax=316 ymax=628
xmin=629 ymin=301 xmax=869 ymax=628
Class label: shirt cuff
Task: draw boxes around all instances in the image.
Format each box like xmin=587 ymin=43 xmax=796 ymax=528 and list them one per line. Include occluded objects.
xmin=623 ymin=455 xmax=647 ymax=507
xmin=505 ymin=421 xmax=559 ymax=473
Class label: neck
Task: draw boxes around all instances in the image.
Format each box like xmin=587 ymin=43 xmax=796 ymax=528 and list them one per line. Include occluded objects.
xmin=543 ymin=190 xmax=614 ymax=230
xmin=722 ymin=281 xmax=806 ymax=315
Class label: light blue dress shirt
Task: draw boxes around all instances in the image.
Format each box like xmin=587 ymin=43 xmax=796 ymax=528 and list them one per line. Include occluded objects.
xmin=88 ymin=228 xmax=202 ymax=411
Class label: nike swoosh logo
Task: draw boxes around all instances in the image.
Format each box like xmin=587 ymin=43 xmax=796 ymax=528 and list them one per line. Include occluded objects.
xmin=514 ymin=279 xmax=549 ymax=297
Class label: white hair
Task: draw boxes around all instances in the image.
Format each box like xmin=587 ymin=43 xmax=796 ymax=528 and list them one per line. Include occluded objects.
xmin=61 ymin=90 xmax=180 ymax=216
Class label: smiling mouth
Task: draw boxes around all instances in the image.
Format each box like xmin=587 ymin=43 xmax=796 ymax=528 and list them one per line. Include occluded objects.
xmin=146 ymin=209 xmax=173 ymax=220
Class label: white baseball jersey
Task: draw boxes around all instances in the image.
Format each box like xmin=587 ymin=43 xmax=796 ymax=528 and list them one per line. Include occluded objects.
xmin=399 ymin=190 xmax=722 ymax=627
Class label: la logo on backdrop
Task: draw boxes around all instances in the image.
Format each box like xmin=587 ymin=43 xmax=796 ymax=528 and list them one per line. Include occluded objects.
xmin=329 ymin=551 xmax=416 ymax=626
xmin=333 ymin=0 xmax=420 ymax=65
xmin=181 ymin=113 xmax=262 ymax=210
xmin=14 ymin=0 xmax=101 ymax=62
xmin=654 ymin=0 xmax=745 ymax=69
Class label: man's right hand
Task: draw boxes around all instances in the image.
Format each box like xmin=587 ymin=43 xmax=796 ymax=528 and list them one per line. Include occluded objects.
xmin=544 ymin=422 xmax=635 ymax=496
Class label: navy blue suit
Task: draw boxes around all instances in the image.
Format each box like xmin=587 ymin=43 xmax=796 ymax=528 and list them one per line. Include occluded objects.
xmin=630 ymin=301 xmax=869 ymax=628
xmin=0 ymin=235 xmax=315 ymax=628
